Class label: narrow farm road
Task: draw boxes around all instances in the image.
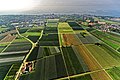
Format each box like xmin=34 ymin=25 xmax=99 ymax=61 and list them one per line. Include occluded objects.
xmin=14 ymin=27 xmax=43 ymax=80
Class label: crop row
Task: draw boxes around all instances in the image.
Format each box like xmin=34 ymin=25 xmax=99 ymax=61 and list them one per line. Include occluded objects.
xmin=28 ymin=36 xmax=40 ymax=43
xmin=5 ymin=62 xmax=22 ymax=80
xmin=0 ymin=65 xmax=12 ymax=80
xmin=27 ymin=27 xmax=43 ymax=32
xmin=62 ymin=46 xmax=90 ymax=75
xmin=0 ymin=34 xmax=16 ymax=43
xmin=100 ymin=44 xmax=120 ymax=62
xmin=58 ymin=23 xmax=74 ymax=34
xmin=106 ymin=67 xmax=120 ymax=80
xmin=44 ymin=27 xmax=58 ymax=34
xmin=39 ymin=34 xmax=59 ymax=41
xmin=62 ymin=34 xmax=81 ymax=46
xmin=26 ymin=47 xmax=39 ymax=62
xmin=18 ymin=28 xmax=29 ymax=34
xmin=0 ymin=43 xmax=7 ymax=52
xmin=4 ymin=44 xmax=31 ymax=52
xmin=47 ymin=23 xmax=58 ymax=27
xmin=85 ymin=44 xmax=120 ymax=68
xmin=20 ymin=54 xmax=67 ymax=80
xmin=76 ymin=33 xmax=100 ymax=44
xmin=90 ymin=30 xmax=120 ymax=50
xmin=47 ymin=19 xmax=59 ymax=23
xmin=37 ymin=47 xmax=61 ymax=59
xmin=39 ymin=34 xmax=59 ymax=46
xmin=68 ymin=22 xmax=84 ymax=30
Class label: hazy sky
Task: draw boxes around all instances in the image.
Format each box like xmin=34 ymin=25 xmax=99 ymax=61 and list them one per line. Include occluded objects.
xmin=0 ymin=0 xmax=120 ymax=16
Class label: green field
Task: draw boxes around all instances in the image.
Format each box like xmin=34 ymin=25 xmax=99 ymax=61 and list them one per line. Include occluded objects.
xmin=39 ymin=34 xmax=60 ymax=46
xmin=18 ymin=28 xmax=29 ymax=34
xmin=62 ymin=46 xmax=89 ymax=75
xmin=85 ymin=44 xmax=120 ymax=68
xmin=20 ymin=27 xmax=42 ymax=38
xmin=47 ymin=19 xmax=59 ymax=27
xmin=27 ymin=27 xmax=43 ymax=32
xmin=89 ymin=30 xmax=120 ymax=51
xmin=4 ymin=37 xmax=32 ymax=52
xmin=44 ymin=27 xmax=58 ymax=34
xmin=47 ymin=19 xmax=59 ymax=23
xmin=36 ymin=47 xmax=61 ymax=59
xmin=68 ymin=22 xmax=84 ymax=30
xmin=0 ymin=43 xmax=8 ymax=52
xmin=58 ymin=23 xmax=74 ymax=34
xmin=106 ymin=67 xmax=120 ymax=80
xmin=76 ymin=33 xmax=100 ymax=44
xmin=22 ymin=32 xmax=41 ymax=36
xmin=100 ymin=44 xmax=120 ymax=62
xmin=20 ymin=54 xmax=67 ymax=80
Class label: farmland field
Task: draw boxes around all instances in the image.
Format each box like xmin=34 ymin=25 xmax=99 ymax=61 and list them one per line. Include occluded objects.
xmin=4 ymin=37 xmax=31 ymax=52
xmin=0 ymin=30 xmax=17 ymax=36
xmin=0 ymin=65 xmax=12 ymax=80
xmin=22 ymin=32 xmax=41 ymax=36
xmin=26 ymin=47 xmax=39 ymax=62
xmin=39 ymin=34 xmax=59 ymax=46
xmin=62 ymin=34 xmax=82 ymax=46
xmin=47 ymin=23 xmax=58 ymax=27
xmin=18 ymin=28 xmax=29 ymax=34
xmin=37 ymin=47 xmax=61 ymax=59
xmin=68 ymin=22 xmax=84 ymax=30
xmin=76 ymin=33 xmax=100 ymax=44
xmin=4 ymin=39 xmax=31 ymax=52
xmin=58 ymin=23 xmax=74 ymax=34
xmin=90 ymin=70 xmax=112 ymax=80
xmin=0 ymin=19 xmax=120 ymax=80
xmin=85 ymin=44 xmax=120 ymax=68
xmin=89 ymin=29 xmax=120 ymax=51
xmin=0 ymin=43 xmax=8 ymax=52
xmin=27 ymin=27 xmax=43 ymax=32
xmin=21 ymin=27 xmax=43 ymax=39
xmin=0 ymin=34 xmax=16 ymax=43
xmin=44 ymin=27 xmax=58 ymax=34
xmin=47 ymin=19 xmax=59 ymax=27
xmin=4 ymin=62 xmax=22 ymax=80
xmin=74 ymin=45 xmax=102 ymax=71
xmin=47 ymin=19 xmax=59 ymax=23
xmin=28 ymin=36 xmax=40 ymax=43
xmin=106 ymin=67 xmax=120 ymax=80
xmin=0 ymin=27 xmax=8 ymax=33
xmin=100 ymin=44 xmax=120 ymax=62
xmin=0 ymin=35 xmax=5 ymax=41
xmin=73 ymin=45 xmax=113 ymax=80
xmin=19 ymin=54 xmax=68 ymax=80
xmin=0 ymin=28 xmax=33 ymax=80
xmin=62 ymin=46 xmax=89 ymax=75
